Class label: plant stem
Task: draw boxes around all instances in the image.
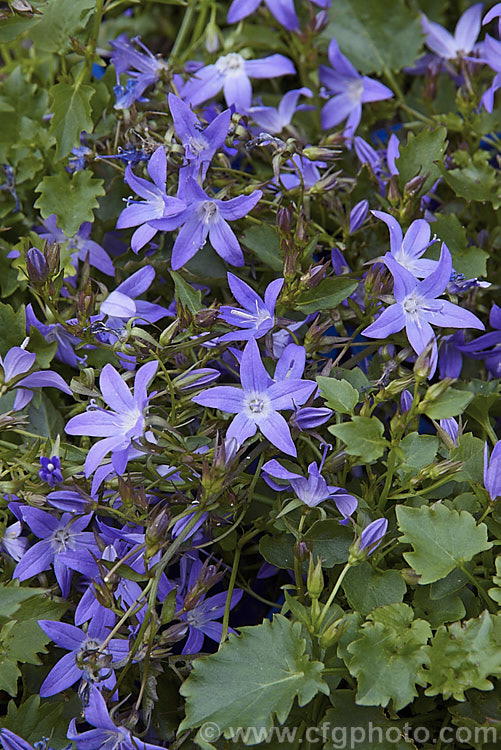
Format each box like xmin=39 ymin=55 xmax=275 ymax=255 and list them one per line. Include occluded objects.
xmin=316 ymin=562 xmax=351 ymax=629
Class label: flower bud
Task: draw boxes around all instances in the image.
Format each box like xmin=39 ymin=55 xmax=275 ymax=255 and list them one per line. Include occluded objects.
xmin=348 ymin=518 xmax=388 ymax=564
xmin=319 ymin=617 xmax=343 ymax=649
xmin=413 ymin=341 xmax=435 ymax=381
xmin=307 ymin=555 xmax=324 ymax=600
xmin=400 ymin=568 xmax=421 ymax=585
xmin=312 ymin=10 xmax=329 ymax=32
xmin=205 ymin=22 xmax=220 ymax=53
xmin=404 ymin=173 xmax=427 ymax=198
xmin=145 ymin=508 xmax=170 ymax=558
xmin=26 ymin=247 xmax=49 ymax=285
xmin=294 ymin=540 xmax=309 ymax=562
xmin=45 ymin=241 xmax=60 ymax=274
xmin=302 ymin=145 xmax=339 ymax=161
xmin=348 ymin=200 xmax=369 ymax=234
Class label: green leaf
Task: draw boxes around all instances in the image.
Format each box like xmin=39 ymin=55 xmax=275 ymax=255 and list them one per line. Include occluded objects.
xmin=397 ymin=433 xmax=439 ymax=478
xmin=170 ymin=271 xmax=202 ymax=314
xmin=323 ymin=0 xmax=423 ymax=74
xmin=0 ymin=584 xmax=49 ymax=622
xmin=396 ymin=127 xmax=448 ymax=195
xmin=29 ymin=0 xmax=96 ymax=53
xmin=242 ymin=224 xmax=283 ymax=271
xmin=0 ymin=694 xmax=81 ymax=750
xmin=413 ymin=586 xmax=465 ymax=629
xmin=34 ymin=169 xmax=105 ymax=237
xmin=328 ymin=416 xmax=387 ymax=463
xmin=420 ymin=388 xmax=474 ymax=419
xmin=26 ymin=393 xmax=65 ymax=438
xmin=304 ymin=520 xmax=354 ymax=567
xmin=432 ymin=214 xmax=489 ymax=278
xmin=488 ymin=557 xmax=501 ymax=605
xmin=317 ymin=376 xmax=359 ymax=414
xmin=179 ymin=615 xmax=328 ymax=744
xmin=0 ymin=595 xmax=67 ymax=696
xmin=259 ymin=534 xmax=296 ymax=570
xmin=0 ymin=302 xmax=25 ymax=357
xmin=346 ymin=603 xmax=431 ymax=710
xmin=450 ymin=433 xmax=486 ymax=484
xmin=423 ymin=612 xmax=501 ymax=701
xmin=396 ymin=504 xmax=492 ymax=585
xmin=322 ymin=690 xmax=415 ymax=750
xmin=49 ymin=83 xmax=95 ymax=161
xmin=439 ymin=153 xmax=501 ymax=208
xmin=342 ymin=563 xmax=407 ymax=616
xmin=294 ymin=278 xmax=358 ymax=314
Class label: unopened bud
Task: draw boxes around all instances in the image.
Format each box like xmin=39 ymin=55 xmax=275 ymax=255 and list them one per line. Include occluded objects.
xmin=205 ymin=22 xmax=220 ymax=53
xmin=312 ymin=10 xmax=329 ymax=32
xmin=194 ymin=308 xmax=219 ymax=327
xmin=400 ymin=568 xmax=421 ymax=585
xmin=26 ymin=247 xmax=49 ymax=285
xmin=348 ymin=200 xmax=369 ymax=234
xmin=145 ymin=508 xmax=170 ymax=557
xmin=307 ymin=555 xmax=324 ymax=600
xmin=302 ymin=145 xmax=339 ymax=161
xmin=404 ymin=173 xmax=428 ymax=198
xmin=294 ymin=540 xmax=309 ymax=562
xmin=410 ymin=459 xmax=463 ymax=485
xmin=159 ymin=320 xmax=180 ymax=346
xmin=319 ymin=617 xmax=343 ymax=649
xmin=45 ymin=242 xmax=60 ymax=274
xmin=386 ymin=175 xmax=400 ymax=205
xmin=413 ymin=341 xmax=435 ymax=381
xmin=418 ymin=377 xmax=456 ymax=411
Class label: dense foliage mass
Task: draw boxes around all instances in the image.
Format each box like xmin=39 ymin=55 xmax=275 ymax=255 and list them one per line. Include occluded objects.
xmin=0 ymin=0 xmax=501 ymax=748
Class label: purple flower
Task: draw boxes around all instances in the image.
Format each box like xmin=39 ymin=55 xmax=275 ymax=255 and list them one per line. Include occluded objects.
xmin=110 ymin=34 xmax=167 ymax=110
xmin=36 ymin=214 xmax=114 ymax=277
xmin=248 ymin=87 xmax=312 ymax=133
xmin=65 ymin=360 xmax=158 ymax=477
xmin=421 ymin=4 xmax=483 ymax=60
xmin=362 ymin=245 xmax=484 ymax=374
xmin=115 ymin=146 xmax=186 ymax=253
xmin=262 ymin=458 xmax=357 ymax=521
xmin=191 ymin=338 xmax=316 ymax=456
xmin=26 ymin=305 xmax=84 ymax=368
xmin=13 ymin=509 xmax=98 ymax=597
xmin=458 ymin=304 xmax=501 ymax=378
xmin=319 ymin=39 xmax=393 ymax=136
xmin=0 ymin=728 xmax=35 ymax=750
xmin=39 ymin=455 xmax=63 ymax=486
xmin=372 ymin=211 xmax=438 ymax=277
xmin=68 ymin=685 xmax=163 ymax=750
xmin=37 ymin=618 xmax=129 ymax=697
xmin=98 ymin=266 xmax=170 ymax=335
xmin=0 ymin=521 xmax=28 ymax=561
xmin=438 ymin=331 xmax=465 ymax=379
xmin=180 ymin=52 xmax=296 ymax=111
xmin=477 ymin=34 xmax=501 ymax=112
xmin=227 ymin=0 xmax=300 ymax=30
xmin=168 ymin=93 xmax=231 ymax=181
xmin=227 ymin=0 xmax=330 ymax=29
xmin=484 ymin=441 xmax=501 ymax=502
xmin=218 ymin=273 xmax=284 ymax=341
xmin=291 ymin=406 xmax=333 ymax=430
xmin=0 ymin=345 xmax=72 ymax=411
xmin=151 ymin=177 xmax=262 ymax=269
xmin=177 ymin=558 xmax=242 ymax=653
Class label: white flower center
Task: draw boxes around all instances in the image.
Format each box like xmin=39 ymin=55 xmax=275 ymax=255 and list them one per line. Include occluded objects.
xmin=403 ymin=292 xmax=424 ymax=315
xmin=199 ymin=200 xmax=218 ymax=224
xmin=244 ymin=392 xmax=272 ymax=420
xmin=188 ymin=134 xmax=209 ymax=156
xmin=347 ymin=79 xmax=364 ymax=101
xmin=215 ymin=52 xmax=245 ymax=76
